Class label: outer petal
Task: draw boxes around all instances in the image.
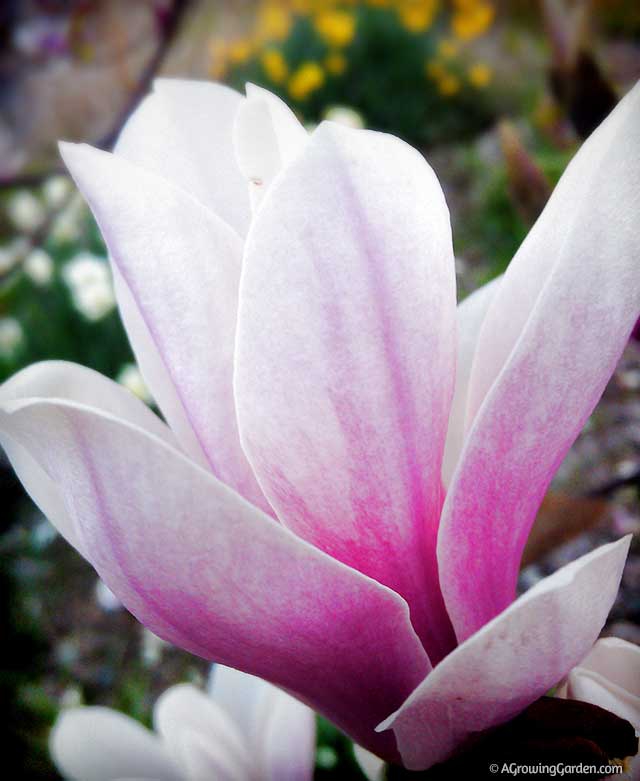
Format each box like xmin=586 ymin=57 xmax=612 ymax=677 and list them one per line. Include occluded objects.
xmin=0 ymin=398 xmax=429 ymax=760
xmin=258 ymin=688 xmax=316 ymax=781
xmin=49 ymin=707 xmax=181 ymax=781
xmin=115 ymin=79 xmax=250 ymax=236
xmin=0 ymin=361 xmax=175 ymax=555
xmin=59 ymin=141 xmax=269 ymax=513
xmin=379 ymin=537 xmax=630 ymax=770
xmin=439 ymin=82 xmax=640 ymax=641
xmin=441 ymin=277 xmax=502 ymax=488
xmin=235 ymin=122 xmax=457 ymax=661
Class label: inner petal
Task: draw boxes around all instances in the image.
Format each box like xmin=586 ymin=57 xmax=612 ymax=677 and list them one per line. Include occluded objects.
xmin=233 ymin=97 xmax=282 ymax=212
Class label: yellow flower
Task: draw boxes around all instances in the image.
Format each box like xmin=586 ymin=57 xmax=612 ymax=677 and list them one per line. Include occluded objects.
xmin=262 ymin=48 xmax=289 ymax=83
xmin=256 ymin=4 xmax=292 ymax=42
xmin=288 ymin=62 xmax=325 ymax=100
xmin=314 ymin=10 xmax=356 ymax=48
xmin=397 ymin=0 xmax=439 ymax=33
xmin=438 ymin=73 xmax=461 ymax=96
xmin=452 ymin=2 xmax=495 ymax=41
xmin=533 ymin=96 xmax=560 ymax=130
xmin=425 ymin=59 xmax=445 ymax=80
xmin=438 ymin=38 xmax=458 ymax=59
xmin=228 ymin=39 xmax=253 ymax=65
xmin=209 ymin=39 xmax=227 ymax=79
xmin=468 ymin=62 xmax=492 ymax=88
xmin=325 ymin=50 xmax=347 ymax=75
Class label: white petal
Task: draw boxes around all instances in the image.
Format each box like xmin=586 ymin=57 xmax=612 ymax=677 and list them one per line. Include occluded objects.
xmin=245 ymin=83 xmax=307 ymax=166
xmin=115 ymin=79 xmax=250 ymax=236
xmin=257 ymin=688 xmax=316 ymax=781
xmin=179 ymin=729 xmax=243 ymax=781
xmin=353 ymin=745 xmax=385 ymax=781
xmin=153 ymin=684 xmax=250 ymax=778
xmin=234 ymin=97 xmax=282 ymax=212
xmin=208 ymin=664 xmax=270 ymax=742
xmin=49 ymin=707 xmax=181 ymax=781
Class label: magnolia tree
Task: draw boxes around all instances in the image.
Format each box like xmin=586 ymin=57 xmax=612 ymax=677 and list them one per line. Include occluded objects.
xmin=0 ymin=78 xmax=639 ymax=778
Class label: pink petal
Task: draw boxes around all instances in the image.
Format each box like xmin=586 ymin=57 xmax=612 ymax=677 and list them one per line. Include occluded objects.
xmin=115 ymin=79 xmax=250 ymax=236
xmin=0 ymin=361 xmax=175 ymax=555
xmin=0 ymin=396 xmax=430 ymax=760
xmin=49 ymin=707 xmax=180 ymax=781
xmin=379 ymin=536 xmax=630 ymax=770
xmin=442 ymin=277 xmax=501 ymax=488
xmin=235 ymin=121 xmax=457 ymax=662
xmin=59 ymin=142 xmax=269 ymax=512
xmin=438 ymin=82 xmax=640 ymax=641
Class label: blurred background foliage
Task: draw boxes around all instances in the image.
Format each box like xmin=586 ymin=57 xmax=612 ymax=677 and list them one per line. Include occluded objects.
xmin=0 ymin=0 xmax=639 ymax=777
xmin=212 ymin=0 xmax=500 ymax=146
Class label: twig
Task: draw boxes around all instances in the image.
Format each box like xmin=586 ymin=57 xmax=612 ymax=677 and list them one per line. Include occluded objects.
xmin=0 ymin=0 xmax=191 ymax=190
xmin=0 ymin=0 xmax=191 ymax=285
xmin=588 ymin=468 xmax=640 ymax=498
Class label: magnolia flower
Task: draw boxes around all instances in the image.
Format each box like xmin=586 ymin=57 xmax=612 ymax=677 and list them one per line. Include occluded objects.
xmin=0 ymin=79 xmax=638 ymax=770
xmin=50 ymin=665 xmax=316 ymax=780
xmin=558 ymin=638 xmax=640 ymax=780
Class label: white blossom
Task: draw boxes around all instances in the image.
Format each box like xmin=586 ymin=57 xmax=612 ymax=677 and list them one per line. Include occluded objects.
xmin=324 ymin=105 xmax=365 ymax=129
xmin=7 ymin=190 xmax=45 ymax=232
xmin=0 ymin=317 xmax=24 ymax=356
xmin=43 ymin=175 xmax=73 ymax=208
xmin=24 ymin=248 xmax=54 ymax=285
xmin=0 ymin=237 xmax=29 ymax=275
xmin=63 ymin=252 xmax=115 ymax=320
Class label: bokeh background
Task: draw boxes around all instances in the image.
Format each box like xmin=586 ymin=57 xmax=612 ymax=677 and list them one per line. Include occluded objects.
xmin=1 ymin=1 xmax=639 ymax=777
